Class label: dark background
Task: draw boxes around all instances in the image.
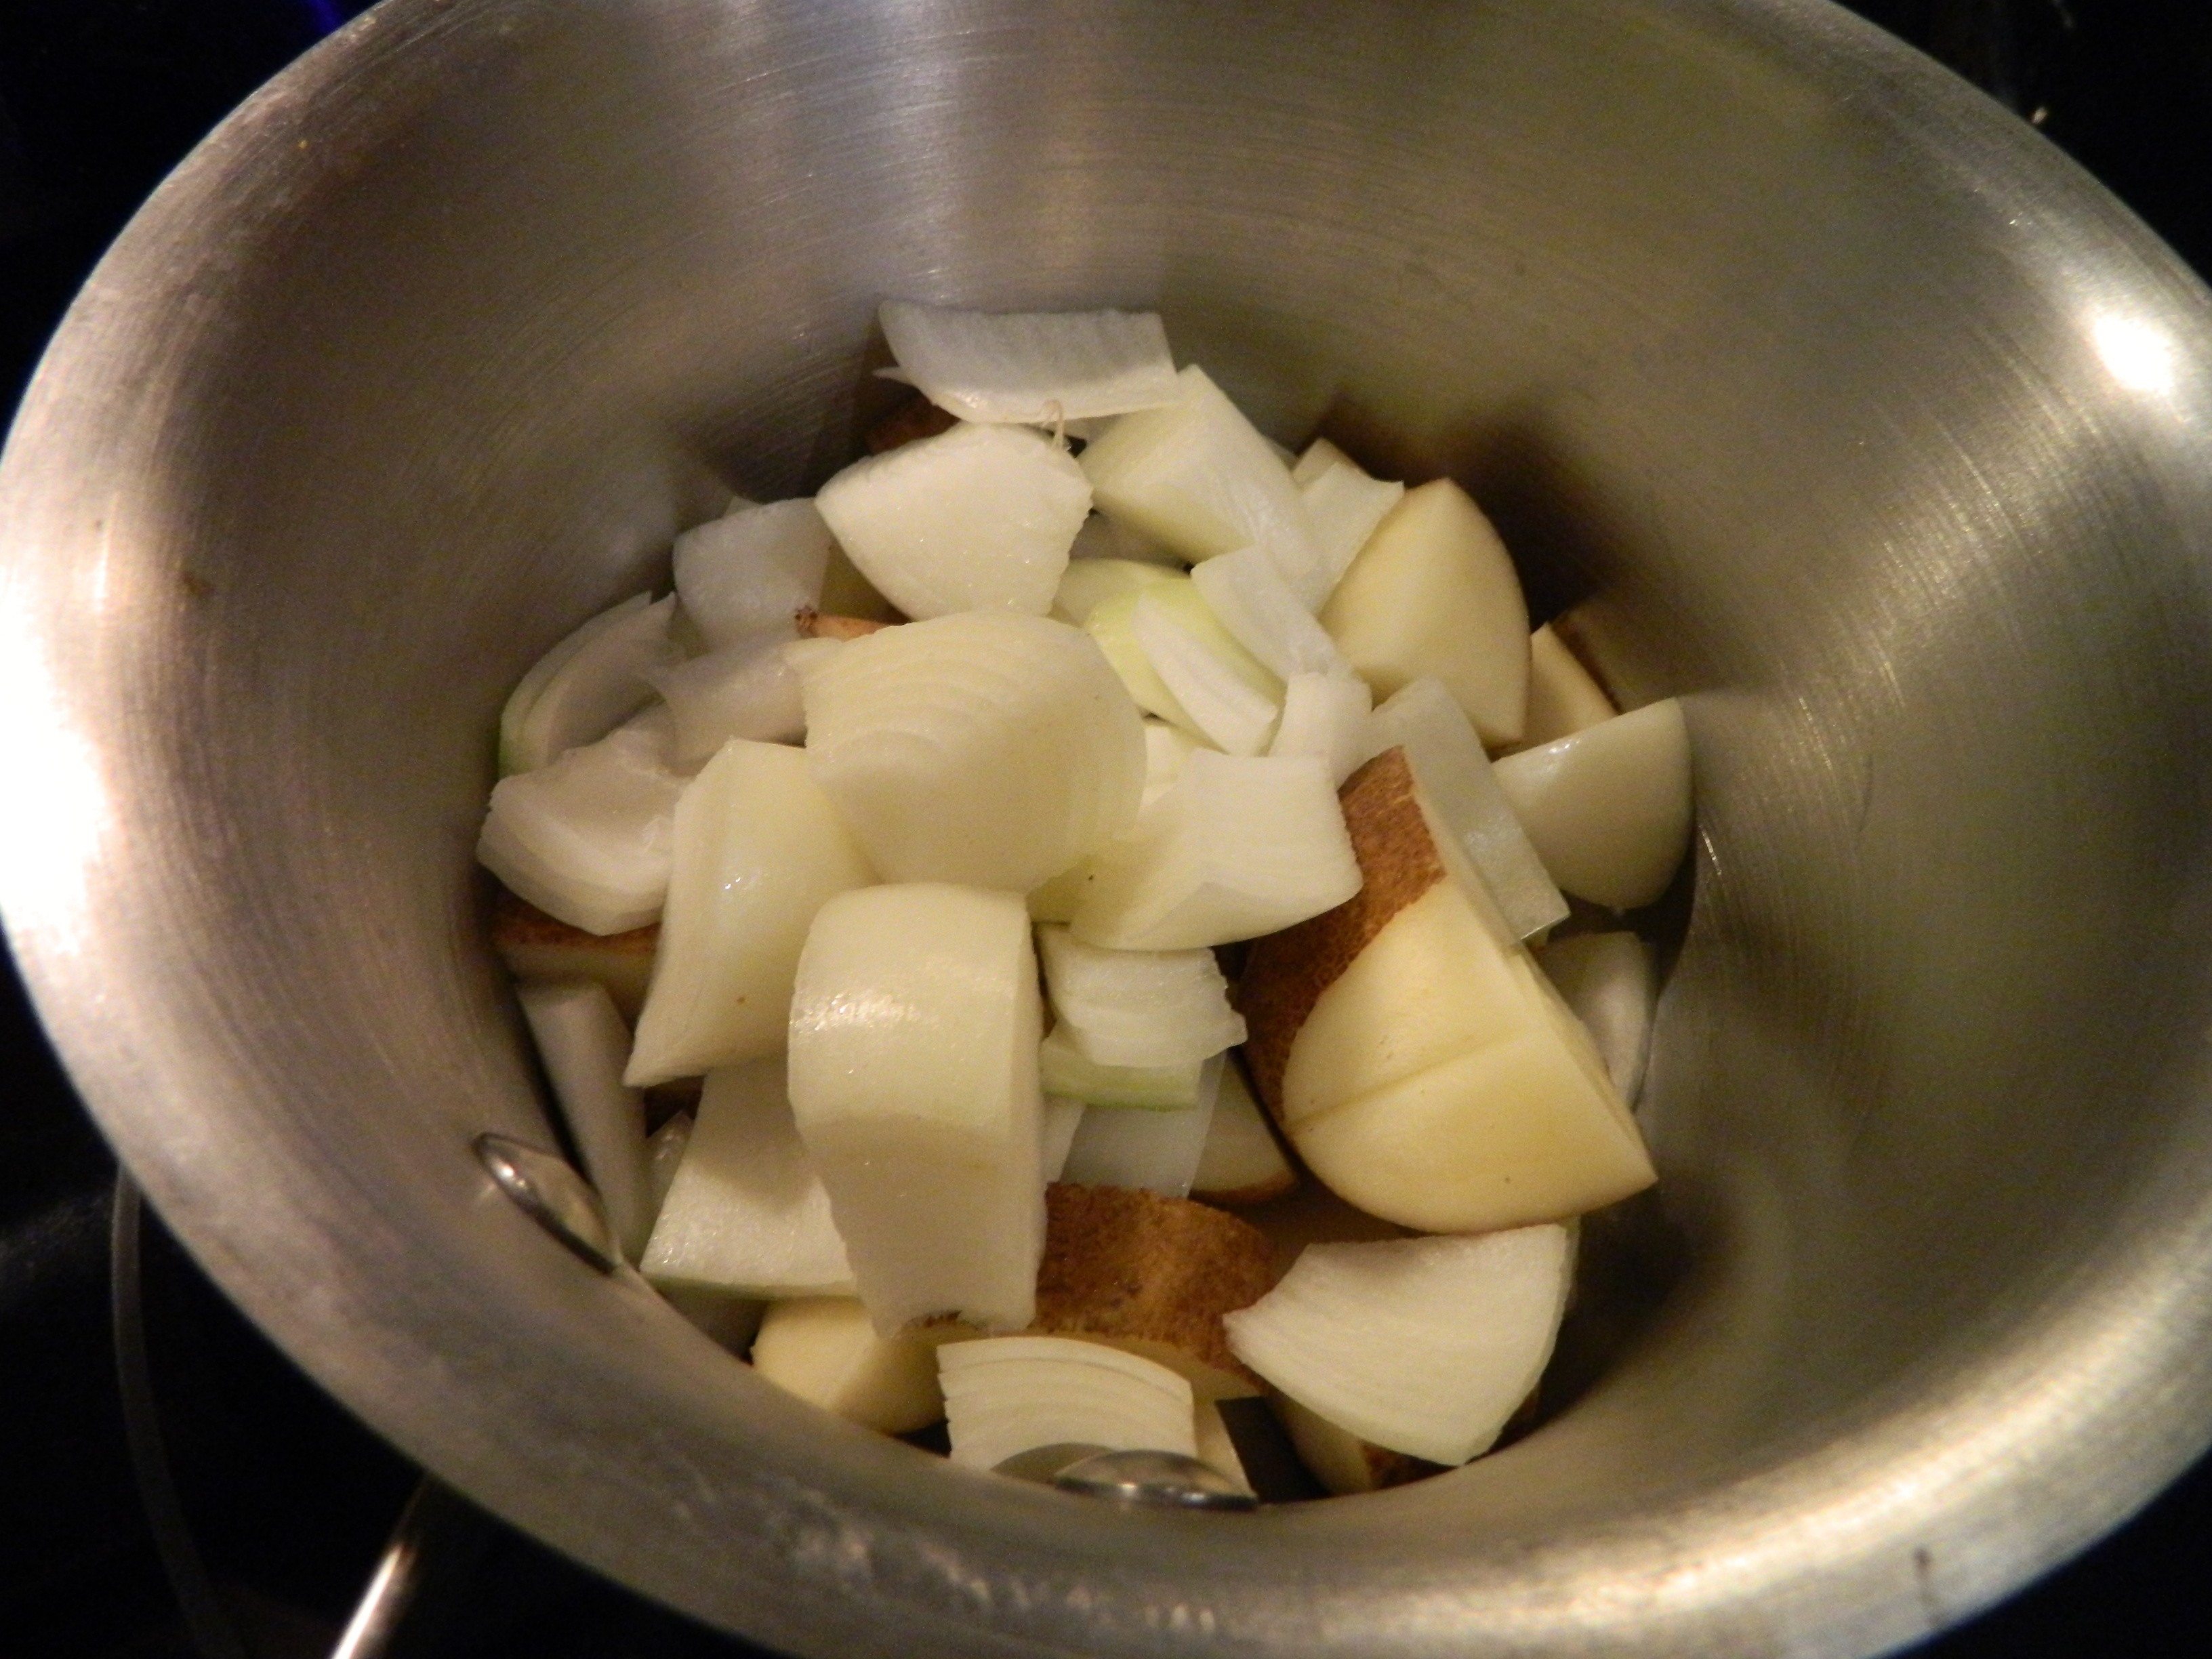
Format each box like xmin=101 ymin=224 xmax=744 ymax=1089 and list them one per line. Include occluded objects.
xmin=3 ymin=2 xmax=2208 ymax=1656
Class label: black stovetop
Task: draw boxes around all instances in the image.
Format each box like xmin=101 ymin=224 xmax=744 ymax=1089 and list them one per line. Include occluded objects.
xmin=4 ymin=3 xmax=2209 ymax=1656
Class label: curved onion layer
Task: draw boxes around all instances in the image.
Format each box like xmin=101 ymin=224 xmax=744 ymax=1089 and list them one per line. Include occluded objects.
xmin=1521 ymin=623 xmax=1616 ymax=747
xmin=1536 ymin=931 xmax=1658 ymax=1108
xmin=1191 ymin=1064 xmax=1296 ymax=1204
xmin=649 ymin=635 xmax=816 ymax=765
xmin=515 ymin=981 xmax=655 ymax=1263
xmin=1190 ymin=548 xmax=1349 ymax=678
xmin=803 ymin=613 xmax=1145 ymax=893
xmin=498 ymin=593 xmax=678 ymax=775
xmin=878 ymin=302 xmax=1181 ymax=426
xmin=940 ymin=1336 xmax=1196 ymax=1472
xmin=1039 ymin=1025 xmax=1207 ymax=1111
xmin=1052 ymin=556 xmax=1182 ymax=628
xmin=625 ymin=739 xmax=876 ymax=1087
xmin=1269 ymin=671 xmax=1373 ymax=787
xmin=673 ymin=499 xmax=834 ymax=651
xmin=1130 ymin=588 xmax=1282 ymax=756
xmin=1492 ymin=699 xmax=1693 ymax=912
xmin=1080 ymin=365 xmax=1329 ymax=606
xmin=1370 ymin=676 xmax=1567 ymax=940
xmin=815 ymin=422 xmax=1092 ymax=619
xmin=1223 ymin=1228 xmax=1571 ymax=1467
xmin=1071 ymin=751 xmax=1361 ymax=950
xmin=1038 ymin=925 xmax=1245 ymax=1069
xmin=1293 ymin=439 xmax=1405 ymax=600
xmin=476 ymin=710 xmax=687 ymax=935
xmin=1040 ymin=1097 xmax=1087 ymax=1183
xmin=641 ymin=1057 xmax=855 ymax=1299
xmin=1058 ymin=1056 xmax=1223 ymax=1199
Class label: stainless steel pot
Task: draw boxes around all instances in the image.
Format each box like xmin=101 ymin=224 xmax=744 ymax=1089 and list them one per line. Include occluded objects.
xmin=7 ymin=1 xmax=2212 ymax=1653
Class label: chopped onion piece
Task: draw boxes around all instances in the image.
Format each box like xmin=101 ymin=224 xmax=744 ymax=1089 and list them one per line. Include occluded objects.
xmin=941 ymin=1335 xmax=1197 ymax=1471
xmin=1492 ymin=699 xmax=1693 ymax=911
xmin=815 ymin=422 xmax=1091 ymax=619
xmin=1131 ymin=591 xmax=1281 ymax=756
xmin=804 ymin=613 xmax=1145 ymax=893
xmin=1038 ymin=925 xmax=1245 ymax=1069
xmin=1080 ymin=365 xmax=1329 ymax=606
xmin=499 ymin=593 xmax=678 ymax=775
xmin=1296 ymin=442 xmax=1405 ymax=598
xmin=1052 ymin=556 xmax=1182 ymax=628
xmin=1370 ymin=676 xmax=1568 ymax=940
xmin=1067 ymin=512 xmax=1184 ymax=566
xmin=1191 ymin=1064 xmax=1296 ymax=1204
xmin=1537 ymin=932 xmax=1658 ymax=1108
xmin=878 ymin=302 xmax=1181 ymax=426
xmin=1071 ymin=751 xmax=1361 ymax=950
xmin=1141 ymin=721 xmax=1202 ymax=806
xmin=1223 ymin=1228 xmax=1572 ymax=1467
xmin=646 ymin=1112 xmax=691 ymax=1213
xmin=1059 ymin=1056 xmax=1223 ymax=1198
xmin=1190 ymin=548 xmax=1349 ymax=677
xmin=648 ymin=635 xmax=809 ymax=765
xmin=1039 ymin=1025 xmax=1208 ymax=1110
xmin=1521 ymin=623 xmax=1616 ymax=747
xmin=516 ymin=981 xmax=655 ymax=1263
xmin=1269 ymin=672 xmax=1374 ymax=787
xmin=1083 ymin=591 xmax=1196 ymax=733
xmin=1040 ymin=1097 xmax=1087 ymax=1182
xmin=672 ymin=499 xmax=833 ymax=651
xmin=625 ymin=739 xmax=875 ymax=1086
xmin=476 ymin=709 xmax=686 ymax=935
xmin=642 ymin=1057 xmax=856 ymax=1299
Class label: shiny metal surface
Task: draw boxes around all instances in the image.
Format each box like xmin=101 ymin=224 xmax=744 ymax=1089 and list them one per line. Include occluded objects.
xmin=5 ymin=1 xmax=2212 ymax=1655
xmin=1052 ymin=1450 xmax=1263 ymax=1513
xmin=475 ymin=1133 xmax=624 ymax=1277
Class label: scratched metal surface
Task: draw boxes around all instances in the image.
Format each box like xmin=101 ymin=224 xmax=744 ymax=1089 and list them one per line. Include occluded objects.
xmin=5 ymin=1 xmax=2212 ymax=1654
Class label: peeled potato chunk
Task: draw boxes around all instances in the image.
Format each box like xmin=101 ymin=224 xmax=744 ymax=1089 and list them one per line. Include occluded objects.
xmin=803 ymin=613 xmax=1145 ymax=893
xmin=1319 ymin=478 xmax=1529 ymax=747
xmin=1492 ymin=698 xmax=1693 ymax=912
xmin=1240 ymin=747 xmax=1654 ymax=1233
xmin=1190 ymin=1062 xmax=1297 ymax=1206
xmin=1519 ymin=622 xmax=1616 ymax=747
xmin=751 ymin=1297 xmax=974 ymax=1435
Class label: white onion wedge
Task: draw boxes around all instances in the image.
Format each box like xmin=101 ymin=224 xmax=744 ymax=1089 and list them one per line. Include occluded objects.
xmin=1025 ymin=721 xmax=1203 ymax=921
xmin=1492 ymin=699 xmax=1693 ymax=911
xmin=1370 ymin=676 xmax=1568 ymax=940
xmin=1083 ymin=591 xmax=1196 ymax=733
xmin=1269 ymin=672 xmax=1373 ymax=787
xmin=1080 ymin=365 xmax=1330 ymax=606
xmin=1294 ymin=441 xmax=1405 ymax=599
xmin=641 ymin=1057 xmax=856 ymax=1298
xmin=1191 ymin=548 xmax=1350 ymax=678
xmin=1223 ymin=1228 xmax=1572 ymax=1467
xmin=940 ymin=1336 xmax=1196 ymax=1471
xmin=1521 ymin=623 xmax=1616 ymax=747
xmin=1059 ymin=1056 xmax=1223 ymax=1198
xmin=788 ymin=885 xmax=1046 ymax=1333
xmin=1038 ymin=925 xmax=1245 ymax=1069
xmin=645 ymin=1111 xmax=691 ymax=1213
xmin=515 ymin=981 xmax=655 ymax=1263
xmin=1052 ymin=556 xmax=1182 ymax=628
xmin=1067 ymin=512 xmax=1183 ymax=566
xmin=624 ymin=740 xmax=875 ymax=1087
xmin=1071 ymin=751 xmax=1361 ymax=950
xmin=1040 ymin=1097 xmax=1087 ymax=1182
xmin=1191 ymin=1064 xmax=1296 ymax=1204
xmin=672 ymin=499 xmax=834 ymax=650
xmin=803 ymin=613 xmax=1145 ymax=893
xmin=1537 ymin=932 xmax=1658 ymax=1107
xmin=1039 ymin=1025 xmax=1208 ymax=1110
xmin=498 ymin=594 xmax=678 ymax=775
xmin=815 ymin=422 xmax=1091 ymax=619
xmin=648 ymin=635 xmax=810 ymax=765
xmin=878 ymin=302 xmax=1181 ymax=426
xmin=1130 ymin=592 xmax=1280 ymax=756
xmin=476 ymin=709 xmax=686 ymax=935
xmin=752 ymin=1296 xmax=973 ymax=1434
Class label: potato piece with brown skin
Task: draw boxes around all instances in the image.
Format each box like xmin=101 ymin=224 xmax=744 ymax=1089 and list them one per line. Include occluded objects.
xmin=1273 ymin=1395 xmax=1443 ymax=1495
xmin=1031 ymin=1183 xmax=1276 ymax=1398
xmin=796 ymin=610 xmax=893 ymax=641
xmin=491 ymin=888 xmax=657 ymax=1021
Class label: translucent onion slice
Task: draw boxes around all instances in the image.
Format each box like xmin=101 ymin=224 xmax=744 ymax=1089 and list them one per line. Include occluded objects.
xmin=1052 ymin=556 xmax=1182 ymax=628
xmin=640 ymin=1056 xmax=855 ymax=1298
xmin=1141 ymin=720 xmax=1202 ymax=807
xmin=1369 ymin=676 xmax=1568 ymax=941
xmin=498 ymin=593 xmax=678 ymax=774
xmin=648 ymin=634 xmax=812 ymax=766
xmin=1083 ymin=591 xmax=1196 ymax=733
xmin=1492 ymin=699 xmax=1693 ymax=911
xmin=1269 ymin=671 xmax=1374 ymax=787
xmin=1039 ymin=1025 xmax=1208 ymax=1110
xmin=878 ymin=302 xmax=1182 ymax=426
xmin=1038 ymin=924 xmax=1245 ymax=1069
xmin=815 ymin=422 xmax=1092 ymax=619
xmin=624 ymin=739 xmax=876 ymax=1087
xmin=1058 ymin=1056 xmax=1223 ymax=1198
xmin=1223 ymin=1228 xmax=1572 ymax=1467
xmin=1294 ymin=440 xmax=1406 ymax=600
xmin=940 ymin=1335 xmax=1197 ymax=1472
xmin=1189 ymin=548 xmax=1349 ymax=677
xmin=515 ymin=981 xmax=656 ymax=1263
xmin=1131 ymin=591 xmax=1281 ymax=756
xmin=477 ymin=709 xmax=687 ymax=935
xmin=1190 ymin=1063 xmax=1296 ymax=1204
xmin=1071 ymin=751 xmax=1361 ymax=950
xmin=1536 ymin=932 xmax=1658 ymax=1108
xmin=803 ymin=613 xmax=1145 ymax=893
xmin=672 ymin=499 xmax=834 ymax=651
xmin=1080 ymin=365 xmax=1330 ymax=606
xmin=646 ymin=1112 xmax=692 ymax=1213
xmin=1040 ymin=1097 xmax=1087 ymax=1183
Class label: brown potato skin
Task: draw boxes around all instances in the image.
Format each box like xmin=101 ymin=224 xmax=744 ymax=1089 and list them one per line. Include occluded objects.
xmin=1237 ymin=746 xmax=1444 ymax=1112
xmin=490 ymin=888 xmax=659 ymax=1020
xmin=797 ymin=610 xmax=893 ymax=640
